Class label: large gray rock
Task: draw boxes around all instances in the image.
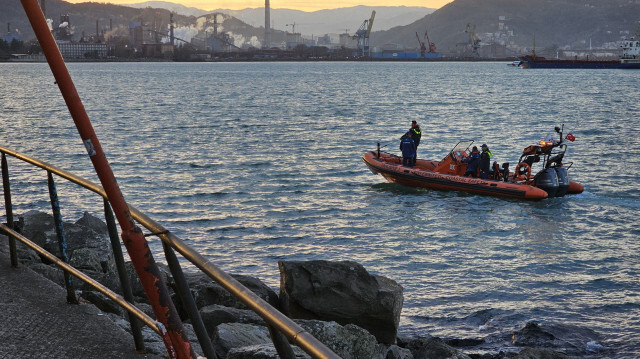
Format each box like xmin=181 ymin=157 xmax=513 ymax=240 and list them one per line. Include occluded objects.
xmin=212 ymin=323 xmax=272 ymax=359
xmin=199 ymin=304 xmax=265 ymax=336
xmin=405 ymin=337 xmax=471 ymax=359
xmin=178 ymin=272 xmax=278 ymax=311
xmin=511 ymin=322 xmax=604 ymax=357
xmin=379 ymin=344 xmax=414 ymax=359
xmin=227 ymin=344 xmax=311 ymax=359
xmin=514 ymin=348 xmax=570 ymax=359
xmin=279 ymin=260 xmax=403 ymax=344
xmin=296 ymin=319 xmax=379 ymax=359
xmin=19 ymin=210 xmax=115 ymax=273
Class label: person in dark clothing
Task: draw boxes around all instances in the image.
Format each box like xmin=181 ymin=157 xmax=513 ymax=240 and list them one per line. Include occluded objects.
xmin=479 ymin=143 xmax=493 ymax=179
xmin=399 ymin=134 xmax=416 ymax=167
xmin=463 ymin=146 xmax=480 ymax=177
xmin=408 ymin=120 xmax=421 ymax=165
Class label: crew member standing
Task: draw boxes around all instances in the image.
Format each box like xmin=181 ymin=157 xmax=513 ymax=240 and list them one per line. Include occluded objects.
xmin=479 ymin=144 xmax=493 ymax=179
xmin=408 ymin=120 xmax=421 ymax=165
xmin=399 ymin=134 xmax=416 ymax=167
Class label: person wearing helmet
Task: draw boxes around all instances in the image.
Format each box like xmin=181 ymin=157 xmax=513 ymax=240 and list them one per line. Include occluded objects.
xmin=479 ymin=144 xmax=493 ymax=179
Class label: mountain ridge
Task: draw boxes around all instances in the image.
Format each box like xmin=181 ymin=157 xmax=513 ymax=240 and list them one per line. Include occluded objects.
xmin=122 ymin=2 xmax=436 ymax=35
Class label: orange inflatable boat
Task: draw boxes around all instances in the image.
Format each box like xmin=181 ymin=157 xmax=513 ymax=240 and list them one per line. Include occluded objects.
xmin=362 ymin=128 xmax=584 ymax=201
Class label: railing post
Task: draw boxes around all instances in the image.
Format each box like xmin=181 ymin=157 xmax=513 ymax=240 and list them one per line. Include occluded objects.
xmin=162 ymin=242 xmax=217 ymax=359
xmin=103 ymin=199 xmax=146 ymax=353
xmin=47 ymin=171 xmax=78 ymax=304
xmin=2 ymin=152 xmax=18 ymax=267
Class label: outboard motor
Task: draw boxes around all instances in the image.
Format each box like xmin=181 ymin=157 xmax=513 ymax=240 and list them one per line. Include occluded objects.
xmin=501 ymin=163 xmax=509 ymax=182
xmin=534 ymin=168 xmax=559 ymax=198
xmin=554 ymin=167 xmax=569 ymax=197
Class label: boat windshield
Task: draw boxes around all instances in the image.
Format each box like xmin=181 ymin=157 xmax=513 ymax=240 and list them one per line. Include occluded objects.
xmin=450 ymin=140 xmax=474 ymax=156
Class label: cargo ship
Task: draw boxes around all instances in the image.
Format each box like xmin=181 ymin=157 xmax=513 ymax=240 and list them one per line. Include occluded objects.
xmin=520 ymin=39 xmax=640 ymax=69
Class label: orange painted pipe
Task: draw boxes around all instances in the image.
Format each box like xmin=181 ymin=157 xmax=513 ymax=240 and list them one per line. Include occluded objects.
xmin=18 ymin=1 xmax=194 ymax=358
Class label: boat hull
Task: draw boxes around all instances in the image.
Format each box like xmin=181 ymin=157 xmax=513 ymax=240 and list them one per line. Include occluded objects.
xmin=363 ymin=151 xmax=549 ymax=200
xmin=520 ymin=55 xmax=640 ymax=69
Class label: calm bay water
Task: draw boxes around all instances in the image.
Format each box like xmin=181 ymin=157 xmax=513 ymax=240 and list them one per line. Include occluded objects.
xmin=1 ymin=61 xmax=639 ymax=357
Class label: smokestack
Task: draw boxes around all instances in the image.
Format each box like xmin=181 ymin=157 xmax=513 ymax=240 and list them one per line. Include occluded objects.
xmin=110 ymin=18 xmax=112 ymax=31
xmin=96 ymin=20 xmax=99 ymax=40
xmin=7 ymin=22 xmax=9 ymax=34
xmin=264 ymin=0 xmax=270 ymax=48
xmin=170 ymin=13 xmax=174 ymax=46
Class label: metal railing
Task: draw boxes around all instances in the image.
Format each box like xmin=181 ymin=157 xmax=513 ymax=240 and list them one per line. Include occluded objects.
xmin=0 ymin=146 xmax=340 ymax=359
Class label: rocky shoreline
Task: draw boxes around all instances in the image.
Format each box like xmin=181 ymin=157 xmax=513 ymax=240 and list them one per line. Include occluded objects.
xmin=6 ymin=210 xmax=609 ymax=359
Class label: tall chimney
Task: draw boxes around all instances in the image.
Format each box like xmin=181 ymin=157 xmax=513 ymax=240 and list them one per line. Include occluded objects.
xmin=110 ymin=18 xmax=112 ymax=31
xmin=7 ymin=22 xmax=10 ymax=34
xmin=170 ymin=13 xmax=174 ymax=46
xmin=264 ymin=0 xmax=270 ymax=48
xmin=96 ymin=20 xmax=99 ymax=40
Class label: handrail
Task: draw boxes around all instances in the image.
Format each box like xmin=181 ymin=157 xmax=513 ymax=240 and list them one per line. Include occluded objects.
xmin=0 ymin=223 xmax=161 ymax=334
xmin=0 ymin=146 xmax=340 ymax=359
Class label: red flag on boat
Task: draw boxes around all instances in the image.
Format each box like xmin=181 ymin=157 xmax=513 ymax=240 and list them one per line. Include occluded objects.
xmin=565 ymin=133 xmax=575 ymax=142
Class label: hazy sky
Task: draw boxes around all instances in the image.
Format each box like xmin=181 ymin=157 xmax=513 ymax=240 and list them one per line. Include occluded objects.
xmin=64 ymin=0 xmax=454 ymax=12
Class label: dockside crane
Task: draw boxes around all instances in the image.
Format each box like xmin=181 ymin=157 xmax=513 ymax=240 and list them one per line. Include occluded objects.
xmin=465 ymin=23 xmax=481 ymax=57
xmin=416 ymin=31 xmax=426 ymax=57
xmin=416 ymin=29 xmax=437 ymax=57
xmin=354 ymin=10 xmax=376 ymax=57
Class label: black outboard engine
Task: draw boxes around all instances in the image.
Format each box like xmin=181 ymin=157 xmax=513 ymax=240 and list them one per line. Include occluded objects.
xmin=534 ymin=168 xmax=559 ymax=198
xmin=501 ymin=162 xmax=509 ymax=182
xmin=554 ymin=167 xmax=569 ymax=197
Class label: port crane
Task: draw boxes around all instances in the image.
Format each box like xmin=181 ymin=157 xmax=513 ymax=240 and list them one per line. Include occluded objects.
xmin=465 ymin=23 xmax=481 ymax=57
xmin=416 ymin=29 xmax=436 ymax=57
xmin=353 ymin=10 xmax=376 ymax=57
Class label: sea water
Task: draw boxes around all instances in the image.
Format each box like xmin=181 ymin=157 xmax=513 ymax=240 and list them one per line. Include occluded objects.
xmin=1 ymin=61 xmax=639 ymax=357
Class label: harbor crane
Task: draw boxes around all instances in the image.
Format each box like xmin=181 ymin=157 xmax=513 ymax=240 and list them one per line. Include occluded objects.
xmin=353 ymin=10 xmax=376 ymax=57
xmin=465 ymin=23 xmax=481 ymax=57
xmin=416 ymin=29 xmax=437 ymax=57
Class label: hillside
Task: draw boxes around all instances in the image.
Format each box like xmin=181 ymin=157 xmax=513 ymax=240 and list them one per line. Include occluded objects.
xmin=3 ymin=0 xmax=639 ymax=56
xmin=371 ymin=0 xmax=640 ymax=54
xmin=123 ymin=2 xmax=435 ymax=35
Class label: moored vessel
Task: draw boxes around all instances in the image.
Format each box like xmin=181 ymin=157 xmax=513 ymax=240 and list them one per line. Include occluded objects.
xmin=520 ymin=38 xmax=640 ymax=69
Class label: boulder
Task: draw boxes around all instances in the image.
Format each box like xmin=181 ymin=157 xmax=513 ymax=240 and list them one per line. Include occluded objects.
xmin=514 ymin=347 xmax=570 ymax=359
xmin=405 ymin=337 xmax=471 ymax=359
xmin=511 ymin=322 xmax=605 ymax=357
xmin=379 ymin=344 xmax=414 ymax=359
xmin=227 ymin=344 xmax=311 ymax=359
xmin=199 ymin=304 xmax=265 ymax=336
xmin=19 ymin=210 xmax=115 ymax=273
xmin=279 ymin=260 xmax=403 ymax=344
xmin=177 ymin=272 xmax=278 ymax=311
xmin=75 ymin=211 xmax=109 ymax=237
xmin=296 ymin=319 xmax=379 ymax=359
xmin=212 ymin=323 xmax=272 ymax=359
xmin=125 ymin=260 xmax=173 ymax=302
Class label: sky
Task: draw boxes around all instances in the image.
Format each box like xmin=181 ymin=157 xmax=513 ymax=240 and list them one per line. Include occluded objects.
xmin=64 ymin=0 xmax=454 ymax=12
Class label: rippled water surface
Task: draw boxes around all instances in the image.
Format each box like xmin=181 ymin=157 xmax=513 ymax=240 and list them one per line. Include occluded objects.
xmin=1 ymin=62 xmax=639 ymax=357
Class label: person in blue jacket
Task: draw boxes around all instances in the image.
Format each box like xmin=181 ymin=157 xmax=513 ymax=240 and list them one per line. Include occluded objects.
xmin=399 ymin=133 xmax=416 ymax=167
xmin=463 ymin=146 xmax=480 ymax=177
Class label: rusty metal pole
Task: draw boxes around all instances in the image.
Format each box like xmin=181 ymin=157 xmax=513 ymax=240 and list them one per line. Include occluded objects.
xmin=47 ymin=171 xmax=79 ymax=304
xmin=19 ymin=1 xmax=194 ymax=358
xmin=1 ymin=153 xmax=18 ymax=267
